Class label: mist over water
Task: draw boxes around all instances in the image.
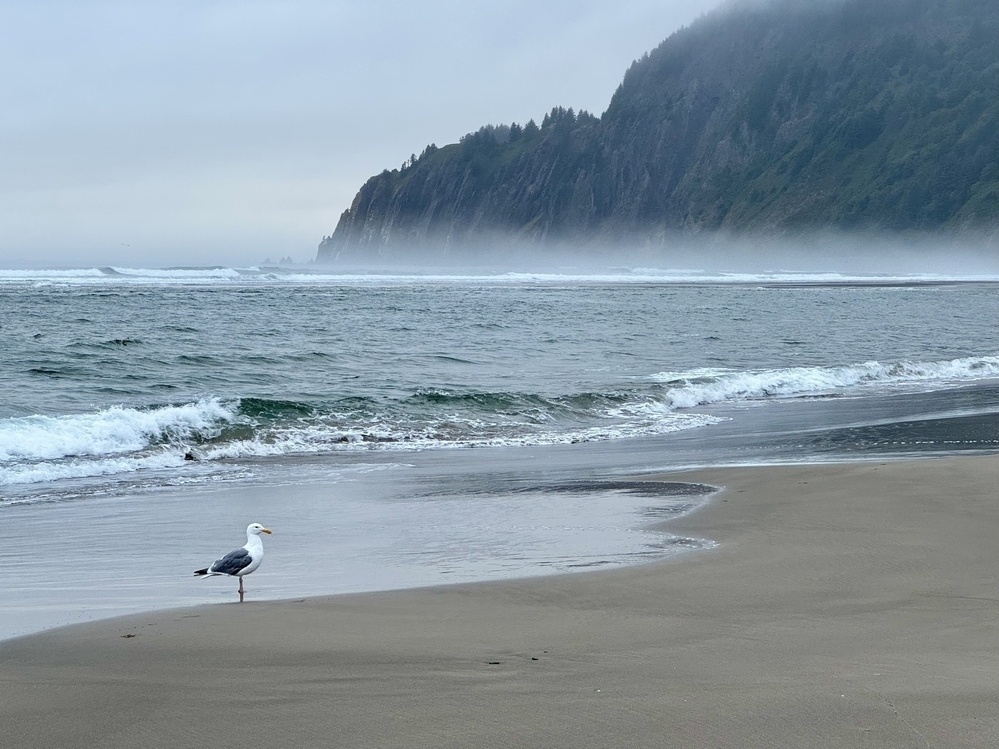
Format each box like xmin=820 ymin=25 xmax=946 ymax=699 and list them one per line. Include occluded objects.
xmin=314 ymin=232 xmax=999 ymax=280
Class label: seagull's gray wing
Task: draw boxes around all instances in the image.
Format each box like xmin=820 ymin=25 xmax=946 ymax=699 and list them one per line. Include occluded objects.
xmin=209 ymin=547 xmax=252 ymax=576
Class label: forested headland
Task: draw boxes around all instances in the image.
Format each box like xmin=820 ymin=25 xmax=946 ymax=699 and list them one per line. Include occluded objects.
xmin=317 ymin=0 xmax=997 ymax=263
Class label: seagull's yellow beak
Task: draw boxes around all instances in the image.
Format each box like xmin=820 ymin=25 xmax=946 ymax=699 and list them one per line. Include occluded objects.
xmin=262 ymin=528 xmax=273 ymax=534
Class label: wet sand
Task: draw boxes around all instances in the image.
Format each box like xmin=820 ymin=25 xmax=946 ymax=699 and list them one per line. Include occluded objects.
xmin=2 ymin=456 xmax=996 ymax=748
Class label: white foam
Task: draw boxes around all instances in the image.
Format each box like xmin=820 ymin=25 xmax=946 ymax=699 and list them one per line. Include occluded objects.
xmin=0 ymin=398 xmax=238 ymax=463
xmin=0 ymin=266 xmax=996 ymax=287
xmin=0 ymin=451 xmax=186 ymax=487
xmin=168 ymin=406 xmax=724 ymax=461
xmin=107 ymin=266 xmax=244 ymax=280
xmin=0 ymin=268 xmax=107 ymax=279
xmin=652 ymin=355 xmax=999 ymax=409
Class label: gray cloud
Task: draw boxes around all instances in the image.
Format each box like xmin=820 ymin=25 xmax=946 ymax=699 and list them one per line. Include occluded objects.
xmin=0 ymin=0 xmax=718 ymax=268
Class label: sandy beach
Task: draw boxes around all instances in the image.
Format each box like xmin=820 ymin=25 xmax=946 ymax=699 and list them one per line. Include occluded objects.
xmin=2 ymin=455 xmax=996 ymax=748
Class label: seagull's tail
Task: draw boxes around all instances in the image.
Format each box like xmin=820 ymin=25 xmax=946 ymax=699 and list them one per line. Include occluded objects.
xmin=193 ymin=568 xmax=210 ymax=577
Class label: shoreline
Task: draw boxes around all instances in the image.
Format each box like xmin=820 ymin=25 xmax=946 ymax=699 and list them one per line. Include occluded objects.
xmin=2 ymin=454 xmax=997 ymax=748
xmin=0 ymin=465 xmax=720 ymax=643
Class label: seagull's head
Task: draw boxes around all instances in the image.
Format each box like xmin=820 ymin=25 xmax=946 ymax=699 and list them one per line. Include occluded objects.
xmin=247 ymin=523 xmax=273 ymax=536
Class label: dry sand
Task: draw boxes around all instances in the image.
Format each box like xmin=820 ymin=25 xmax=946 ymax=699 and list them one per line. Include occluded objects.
xmin=2 ymin=456 xmax=996 ymax=748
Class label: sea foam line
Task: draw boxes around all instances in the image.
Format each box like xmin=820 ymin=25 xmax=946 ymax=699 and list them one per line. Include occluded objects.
xmin=1 ymin=266 xmax=997 ymax=286
xmin=652 ymin=355 xmax=999 ymax=408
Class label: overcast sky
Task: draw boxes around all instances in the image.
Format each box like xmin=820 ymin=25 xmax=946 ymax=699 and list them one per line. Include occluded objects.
xmin=0 ymin=0 xmax=722 ymax=268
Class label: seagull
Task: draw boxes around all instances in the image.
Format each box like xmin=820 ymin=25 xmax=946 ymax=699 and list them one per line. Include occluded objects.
xmin=194 ymin=523 xmax=272 ymax=602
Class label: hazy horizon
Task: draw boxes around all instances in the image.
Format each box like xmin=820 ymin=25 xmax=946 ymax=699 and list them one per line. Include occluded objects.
xmin=311 ymin=231 xmax=999 ymax=279
xmin=2 ymin=231 xmax=996 ymax=280
xmin=1 ymin=0 xmax=721 ymax=270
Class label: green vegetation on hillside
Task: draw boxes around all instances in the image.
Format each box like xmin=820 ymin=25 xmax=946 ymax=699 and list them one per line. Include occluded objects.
xmin=319 ymin=0 xmax=998 ymax=260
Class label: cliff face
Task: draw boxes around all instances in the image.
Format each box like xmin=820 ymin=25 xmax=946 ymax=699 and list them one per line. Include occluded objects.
xmin=318 ymin=0 xmax=998 ymax=262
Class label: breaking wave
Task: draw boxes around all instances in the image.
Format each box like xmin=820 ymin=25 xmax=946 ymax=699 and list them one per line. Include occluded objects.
xmin=651 ymin=355 xmax=999 ymax=408
xmin=2 ymin=354 xmax=996 ymax=490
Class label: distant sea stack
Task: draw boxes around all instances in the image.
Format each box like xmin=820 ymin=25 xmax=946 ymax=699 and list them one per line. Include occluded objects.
xmin=317 ymin=0 xmax=998 ymax=263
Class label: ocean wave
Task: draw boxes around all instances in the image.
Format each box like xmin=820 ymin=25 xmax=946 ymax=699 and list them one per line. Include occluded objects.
xmin=0 ymin=398 xmax=240 ymax=463
xmin=0 ymin=266 xmax=252 ymax=286
xmin=652 ymin=355 xmax=999 ymax=408
xmin=107 ymin=266 xmax=244 ymax=280
xmin=2 ymin=354 xmax=996 ymax=490
xmin=0 ymin=388 xmax=718 ymax=488
xmin=1 ymin=265 xmax=997 ymax=287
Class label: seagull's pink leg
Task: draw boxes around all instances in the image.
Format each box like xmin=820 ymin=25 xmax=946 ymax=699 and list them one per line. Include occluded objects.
xmin=238 ymin=577 xmax=245 ymax=603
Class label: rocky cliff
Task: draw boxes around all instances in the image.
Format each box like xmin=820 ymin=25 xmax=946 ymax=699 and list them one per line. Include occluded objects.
xmin=318 ymin=0 xmax=998 ymax=263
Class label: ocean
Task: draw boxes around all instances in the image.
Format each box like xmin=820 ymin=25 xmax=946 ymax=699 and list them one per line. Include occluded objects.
xmin=2 ymin=265 xmax=998 ymax=639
